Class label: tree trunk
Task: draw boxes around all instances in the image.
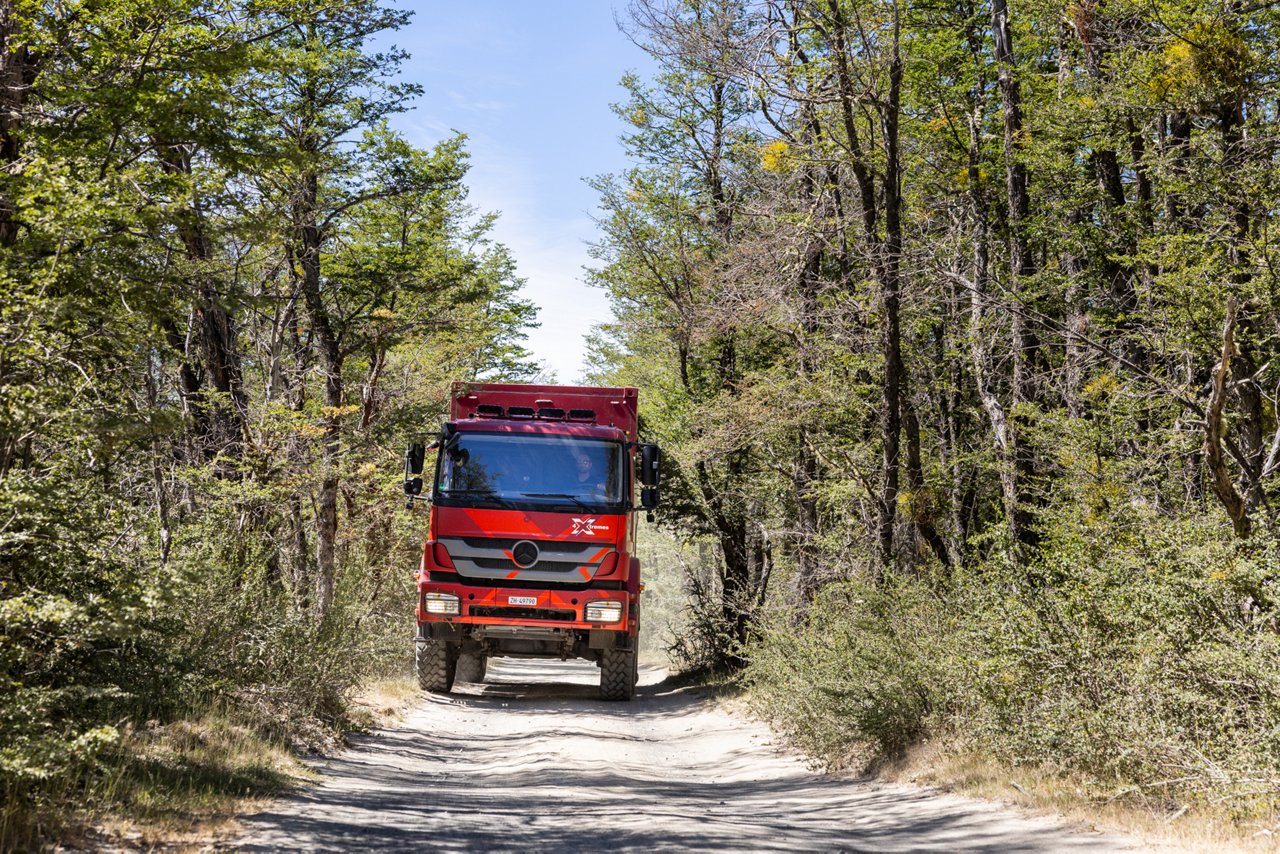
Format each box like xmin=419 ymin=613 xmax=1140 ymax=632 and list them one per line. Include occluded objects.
xmin=0 ymin=2 xmax=36 ymax=246
xmin=296 ymin=172 xmax=343 ymax=620
xmin=877 ymin=36 xmax=905 ymax=572
xmin=157 ymin=141 xmax=248 ymax=460
xmin=1206 ymin=299 xmax=1250 ymax=538
xmin=145 ymin=353 xmax=174 ymax=565
xmin=360 ymin=344 xmax=388 ymax=431
xmin=905 ymin=400 xmax=950 ymax=568
xmin=790 ymin=110 xmax=828 ymax=603
xmin=991 ymin=0 xmax=1039 ymax=554
xmin=1220 ymin=97 xmax=1265 ymax=514
xmin=826 ymin=0 xmax=900 ymax=573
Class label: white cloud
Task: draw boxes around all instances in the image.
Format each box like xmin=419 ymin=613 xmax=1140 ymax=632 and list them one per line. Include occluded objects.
xmin=457 ymin=135 xmax=612 ymax=383
xmin=383 ymin=2 xmax=654 ymax=384
xmin=446 ymin=91 xmax=507 ymax=114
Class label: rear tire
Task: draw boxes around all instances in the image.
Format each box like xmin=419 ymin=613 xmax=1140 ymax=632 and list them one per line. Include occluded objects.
xmin=416 ymin=639 xmax=456 ymax=693
xmin=455 ymin=652 xmax=487 ymax=684
xmin=600 ymin=646 xmax=636 ymax=701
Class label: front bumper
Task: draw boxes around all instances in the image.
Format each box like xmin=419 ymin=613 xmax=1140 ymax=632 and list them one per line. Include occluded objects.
xmin=417 ymin=580 xmax=635 ymax=633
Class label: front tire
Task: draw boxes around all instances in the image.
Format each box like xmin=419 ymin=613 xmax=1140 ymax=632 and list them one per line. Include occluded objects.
xmin=416 ymin=639 xmax=456 ymax=693
xmin=455 ymin=652 xmax=487 ymax=684
xmin=600 ymin=646 xmax=636 ymax=701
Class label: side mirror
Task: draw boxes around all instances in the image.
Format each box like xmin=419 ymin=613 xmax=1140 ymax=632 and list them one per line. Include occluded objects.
xmin=406 ymin=442 xmax=426 ymax=476
xmin=641 ymin=486 xmax=659 ymax=509
xmin=640 ymin=444 xmax=661 ymax=487
xmin=404 ymin=442 xmax=426 ymax=497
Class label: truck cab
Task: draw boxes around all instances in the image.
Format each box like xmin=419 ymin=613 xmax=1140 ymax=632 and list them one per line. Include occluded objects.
xmin=404 ymin=383 xmax=660 ymax=700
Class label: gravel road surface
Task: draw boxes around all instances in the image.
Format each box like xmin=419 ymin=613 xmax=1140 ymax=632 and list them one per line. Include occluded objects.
xmin=237 ymin=659 xmax=1155 ymax=852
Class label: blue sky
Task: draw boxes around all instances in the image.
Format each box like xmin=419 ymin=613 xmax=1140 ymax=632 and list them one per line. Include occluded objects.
xmin=386 ymin=2 xmax=656 ymax=382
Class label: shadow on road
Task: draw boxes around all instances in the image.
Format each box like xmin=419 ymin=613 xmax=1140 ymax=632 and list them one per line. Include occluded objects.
xmin=436 ymin=658 xmax=713 ymax=720
xmin=236 ymin=659 xmax=1133 ymax=853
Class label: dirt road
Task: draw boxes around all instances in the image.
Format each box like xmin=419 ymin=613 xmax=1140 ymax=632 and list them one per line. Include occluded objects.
xmin=237 ymin=659 xmax=1153 ymax=852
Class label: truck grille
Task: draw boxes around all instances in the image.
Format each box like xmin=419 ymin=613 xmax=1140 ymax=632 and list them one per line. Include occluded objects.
xmin=438 ymin=536 xmax=614 ymax=584
xmin=469 ymin=605 xmax=576 ymax=622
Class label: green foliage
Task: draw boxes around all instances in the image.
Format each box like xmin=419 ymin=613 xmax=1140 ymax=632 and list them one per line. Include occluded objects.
xmin=748 ymin=577 xmax=944 ymax=764
xmin=748 ymin=513 xmax=1280 ymax=816
xmin=955 ymin=515 xmax=1280 ymax=807
xmin=0 ymin=0 xmax=539 ymax=846
xmin=600 ymin=0 xmax=1280 ymax=825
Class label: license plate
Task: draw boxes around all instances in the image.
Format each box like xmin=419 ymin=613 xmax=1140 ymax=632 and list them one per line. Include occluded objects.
xmin=508 ymin=595 xmax=537 ymax=606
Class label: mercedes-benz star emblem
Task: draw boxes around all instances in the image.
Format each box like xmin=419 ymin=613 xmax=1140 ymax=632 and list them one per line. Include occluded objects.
xmin=512 ymin=540 xmax=539 ymax=568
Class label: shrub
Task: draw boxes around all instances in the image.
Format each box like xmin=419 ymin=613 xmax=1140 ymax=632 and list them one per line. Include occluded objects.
xmin=745 ymin=514 xmax=1280 ymax=817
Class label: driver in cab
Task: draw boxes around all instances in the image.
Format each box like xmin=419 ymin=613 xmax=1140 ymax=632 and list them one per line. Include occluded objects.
xmin=573 ymin=451 xmax=607 ymax=500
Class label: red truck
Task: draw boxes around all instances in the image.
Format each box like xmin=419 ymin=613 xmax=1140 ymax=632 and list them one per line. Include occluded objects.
xmin=403 ymin=382 xmax=660 ymax=700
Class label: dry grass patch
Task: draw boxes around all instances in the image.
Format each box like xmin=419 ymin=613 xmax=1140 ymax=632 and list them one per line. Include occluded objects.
xmin=92 ymin=715 xmax=311 ymax=849
xmin=1 ymin=714 xmax=314 ymax=852
xmin=348 ymin=678 xmax=423 ymax=729
xmin=877 ymin=740 xmax=1278 ymax=853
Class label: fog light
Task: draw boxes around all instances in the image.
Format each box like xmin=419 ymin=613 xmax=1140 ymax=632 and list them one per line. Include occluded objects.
xmin=585 ymin=599 xmax=623 ymax=623
xmin=423 ymin=592 xmax=460 ymax=616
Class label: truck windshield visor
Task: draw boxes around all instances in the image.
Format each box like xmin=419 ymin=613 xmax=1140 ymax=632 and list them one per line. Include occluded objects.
xmin=437 ymin=434 xmax=625 ymax=509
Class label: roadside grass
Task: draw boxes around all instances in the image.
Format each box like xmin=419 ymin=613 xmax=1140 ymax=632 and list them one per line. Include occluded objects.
xmin=875 ymin=740 xmax=1278 ymax=854
xmin=673 ymin=654 xmax=1276 ymax=851
xmin=103 ymin=716 xmax=310 ymax=836
xmin=63 ymin=674 xmax=430 ymax=852
xmin=347 ymin=677 xmax=422 ymax=729
xmin=730 ymin=665 xmax=1278 ymax=853
xmin=0 ymin=675 xmax=437 ymax=854
xmin=1 ymin=712 xmax=313 ymax=852
xmin=660 ymin=661 xmax=744 ymax=695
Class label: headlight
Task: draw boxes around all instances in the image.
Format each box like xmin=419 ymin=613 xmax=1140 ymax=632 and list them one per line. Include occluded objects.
xmin=585 ymin=599 xmax=623 ymax=623
xmin=423 ymin=592 xmax=460 ymax=616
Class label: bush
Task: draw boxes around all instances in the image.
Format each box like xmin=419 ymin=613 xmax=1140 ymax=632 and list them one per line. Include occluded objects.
xmin=0 ymin=463 xmax=416 ymax=848
xmin=748 ymin=577 xmax=948 ymax=766
xmin=746 ymin=514 xmax=1280 ymax=817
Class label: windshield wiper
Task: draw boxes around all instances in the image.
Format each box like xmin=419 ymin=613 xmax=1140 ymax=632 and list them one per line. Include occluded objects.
xmin=521 ymin=492 xmax=594 ymax=511
xmin=439 ymin=488 xmax=513 ymax=505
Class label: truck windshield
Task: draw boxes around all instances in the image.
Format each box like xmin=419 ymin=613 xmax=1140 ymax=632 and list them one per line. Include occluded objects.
xmin=436 ymin=434 xmax=625 ymax=509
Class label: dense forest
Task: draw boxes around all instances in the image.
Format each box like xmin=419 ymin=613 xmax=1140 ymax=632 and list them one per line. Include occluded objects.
xmin=589 ymin=0 xmax=1280 ymax=824
xmin=0 ymin=0 xmax=538 ymax=844
xmin=3 ymin=0 xmax=1280 ymax=845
